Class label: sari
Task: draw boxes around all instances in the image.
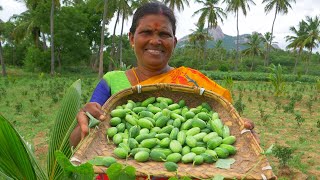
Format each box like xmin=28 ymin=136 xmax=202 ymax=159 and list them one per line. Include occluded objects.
xmin=135 ymin=66 xmax=232 ymax=102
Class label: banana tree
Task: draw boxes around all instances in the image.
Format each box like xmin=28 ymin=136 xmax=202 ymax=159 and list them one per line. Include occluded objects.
xmin=0 ymin=80 xmax=94 ymax=179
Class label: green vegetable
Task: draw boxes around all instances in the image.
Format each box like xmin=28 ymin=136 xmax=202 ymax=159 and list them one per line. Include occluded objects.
xmin=222 ymin=136 xmax=236 ymax=145
xmin=140 ymin=138 xmax=158 ymax=149
xmin=169 ymin=128 xmax=179 ymax=140
xmin=106 ymin=127 xmax=118 ymax=138
xmin=207 ymin=137 xmax=223 ymax=150
xmin=112 ymin=134 xmax=123 ymax=145
xmin=193 ymin=155 xmax=204 ymax=165
xmin=134 ymin=151 xmax=149 ymax=162
xmin=111 ymin=109 xmax=127 ymax=118
xmin=169 ymin=140 xmax=182 ymax=153
xmin=166 ymin=153 xmax=182 ymax=163
xmin=113 ymin=147 xmax=128 ymax=159
xmin=141 ymin=97 xmax=156 ymax=107
xmin=214 ymin=147 xmax=229 ymax=158
xmin=110 ymin=117 xmax=122 ymax=127
xmin=185 ymin=136 xmax=197 ymax=148
xmin=164 ymin=162 xmax=178 ymax=172
xmin=125 ymin=114 xmax=138 ymax=126
xmin=182 ymin=152 xmax=196 ymax=163
xmin=150 ymin=150 xmax=166 ymax=162
xmin=130 ymin=148 xmax=151 ymax=156
xmin=159 ymin=137 xmax=171 ymax=148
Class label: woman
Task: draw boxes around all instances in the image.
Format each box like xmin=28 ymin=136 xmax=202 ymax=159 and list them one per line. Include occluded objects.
xmin=70 ymin=1 xmax=256 ymax=179
xmin=70 ymin=1 xmax=238 ymax=146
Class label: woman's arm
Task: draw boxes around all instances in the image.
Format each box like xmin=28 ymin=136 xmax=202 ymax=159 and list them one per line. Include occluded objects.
xmin=69 ymin=80 xmax=111 ymax=147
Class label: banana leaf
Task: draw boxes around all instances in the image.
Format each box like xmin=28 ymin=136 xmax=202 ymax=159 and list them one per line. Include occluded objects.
xmin=0 ymin=79 xmax=83 ymax=180
xmin=47 ymin=79 xmax=82 ymax=180
xmin=0 ymin=113 xmax=47 ymax=179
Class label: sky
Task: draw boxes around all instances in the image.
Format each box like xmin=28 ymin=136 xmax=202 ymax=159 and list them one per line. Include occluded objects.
xmin=1 ymin=0 xmax=319 ymax=52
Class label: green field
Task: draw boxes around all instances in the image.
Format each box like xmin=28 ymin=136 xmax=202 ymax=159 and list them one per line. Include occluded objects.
xmin=0 ymin=68 xmax=319 ymax=179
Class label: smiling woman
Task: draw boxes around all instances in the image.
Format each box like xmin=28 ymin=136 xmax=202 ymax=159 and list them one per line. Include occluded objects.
xmin=70 ymin=1 xmax=254 ymax=179
xmin=70 ymin=1 xmax=233 ymax=146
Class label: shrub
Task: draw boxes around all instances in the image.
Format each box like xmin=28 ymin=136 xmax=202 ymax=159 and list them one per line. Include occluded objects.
xmin=24 ymin=47 xmax=50 ymax=72
xmin=273 ymin=145 xmax=294 ymax=167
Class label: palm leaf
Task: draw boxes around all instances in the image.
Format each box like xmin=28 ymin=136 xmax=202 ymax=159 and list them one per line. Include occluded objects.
xmin=0 ymin=114 xmax=47 ymax=179
xmin=47 ymin=79 xmax=82 ymax=180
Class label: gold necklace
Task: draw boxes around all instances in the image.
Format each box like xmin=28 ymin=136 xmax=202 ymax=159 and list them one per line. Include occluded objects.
xmin=132 ymin=67 xmax=140 ymax=84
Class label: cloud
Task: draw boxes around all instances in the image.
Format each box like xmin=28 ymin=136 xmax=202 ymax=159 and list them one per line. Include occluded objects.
xmin=0 ymin=0 xmax=27 ymax=21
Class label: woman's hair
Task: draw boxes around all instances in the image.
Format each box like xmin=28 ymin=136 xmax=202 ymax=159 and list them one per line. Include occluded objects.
xmin=129 ymin=1 xmax=176 ymax=35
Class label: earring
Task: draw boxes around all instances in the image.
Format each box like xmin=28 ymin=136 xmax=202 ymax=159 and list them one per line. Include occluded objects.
xmin=131 ymin=45 xmax=134 ymax=49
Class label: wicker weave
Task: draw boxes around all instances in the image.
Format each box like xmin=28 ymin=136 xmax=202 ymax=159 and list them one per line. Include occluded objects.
xmin=72 ymin=84 xmax=276 ymax=180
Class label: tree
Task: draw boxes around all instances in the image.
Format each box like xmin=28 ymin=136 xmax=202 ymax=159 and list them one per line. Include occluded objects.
xmin=214 ymin=39 xmax=227 ymax=61
xmin=223 ymin=0 xmax=256 ymax=71
xmin=188 ymin=23 xmax=212 ymax=69
xmin=98 ymin=0 xmax=109 ymax=78
xmin=242 ymin=32 xmax=263 ymax=71
xmin=285 ymin=21 xmax=307 ymax=73
xmin=0 ymin=6 xmax=7 ymax=77
xmin=302 ymin=15 xmax=320 ymax=74
xmin=262 ymin=0 xmax=296 ymax=66
xmin=50 ymin=0 xmax=60 ymax=76
xmin=12 ymin=0 xmax=50 ymax=49
xmin=163 ymin=0 xmax=189 ymax=11
xmin=193 ymin=0 xmax=227 ymax=33
xmin=118 ymin=0 xmax=133 ymax=69
xmin=261 ymin=32 xmax=271 ymax=66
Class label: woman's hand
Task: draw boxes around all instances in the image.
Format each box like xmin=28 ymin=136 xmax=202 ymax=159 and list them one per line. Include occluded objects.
xmin=70 ymin=102 xmax=106 ymax=147
xmin=242 ymin=118 xmax=260 ymax=144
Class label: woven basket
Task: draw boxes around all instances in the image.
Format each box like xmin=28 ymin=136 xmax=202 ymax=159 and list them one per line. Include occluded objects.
xmin=71 ymin=83 xmax=276 ymax=180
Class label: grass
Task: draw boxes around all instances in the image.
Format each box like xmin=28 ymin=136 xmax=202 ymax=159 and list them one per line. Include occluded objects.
xmin=1 ymin=68 xmax=319 ymax=178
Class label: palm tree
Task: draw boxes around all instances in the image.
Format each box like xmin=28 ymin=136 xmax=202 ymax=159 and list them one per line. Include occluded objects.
xmin=285 ymin=21 xmax=307 ymax=74
xmin=262 ymin=0 xmax=296 ymax=66
xmin=242 ymin=32 xmax=263 ymax=71
xmin=214 ymin=39 xmax=226 ymax=61
xmin=261 ymin=32 xmax=276 ymax=66
xmin=12 ymin=0 xmax=49 ymax=49
xmin=50 ymin=0 xmax=60 ymax=76
xmin=0 ymin=6 xmax=7 ymax=77
xmin=302 ymin=15 xmax=320 ymax=74
xmin=98 ymin=0 xmax=109 ymax=78
xmin=193 ymin=0 xmax=227 ymax=33
xmin=222 ymin=0 xmax=256 ymax=71
xmin=189 ymin=23 xmax=212 ymax=69
xmin=118 ymin=0 xmax=133 ymax=69
xmin=163 ymin=0 xmax=189 ymax=11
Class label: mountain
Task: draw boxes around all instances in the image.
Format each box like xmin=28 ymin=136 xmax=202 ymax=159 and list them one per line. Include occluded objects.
xmin=177 ymin=26 xmax=281 ymax=50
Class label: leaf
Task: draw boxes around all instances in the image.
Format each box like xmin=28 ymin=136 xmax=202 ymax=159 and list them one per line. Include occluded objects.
xmin=55 ymin=151 xmax=94 ymax=179
xmin=215 ymin=158 xmax=235 ymax=169
xmin=181 ymin=177 xmax=192 ymax=180
xmin=123 ymin=165 xmax=136 ymax=178
xmin=106 ymin=163 xmax=136 ymax=180
xmin=212 ymin=174 xmax=225 ymax=180
xmin=263 ymin=144 xmax=274 ymax=155
xmin=0 ymin=114 xmax=47 ymax=179
xmin=168 ymin=177 xmax=179 ymax=180
xmin=87 ymin=156 xmax=117 ymax=167
xmin=47 ymin=80 xmax=81 ymax=179
xmin=106 ymin=163 xmax=123 ymax=179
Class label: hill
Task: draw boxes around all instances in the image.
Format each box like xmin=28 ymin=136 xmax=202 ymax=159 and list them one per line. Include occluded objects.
xmin=177 ymin=26 xmax=281 ymax=50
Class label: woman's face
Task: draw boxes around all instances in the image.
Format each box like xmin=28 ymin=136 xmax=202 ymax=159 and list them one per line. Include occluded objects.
xmin=129 ymin=14 xmax=177 ymax=70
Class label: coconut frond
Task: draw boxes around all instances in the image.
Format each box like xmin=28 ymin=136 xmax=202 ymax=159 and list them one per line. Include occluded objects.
xmin=0 ymin=114 xmax=47 ymax=179
xmin=47 ymin=79 xmax=82 ymax=180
